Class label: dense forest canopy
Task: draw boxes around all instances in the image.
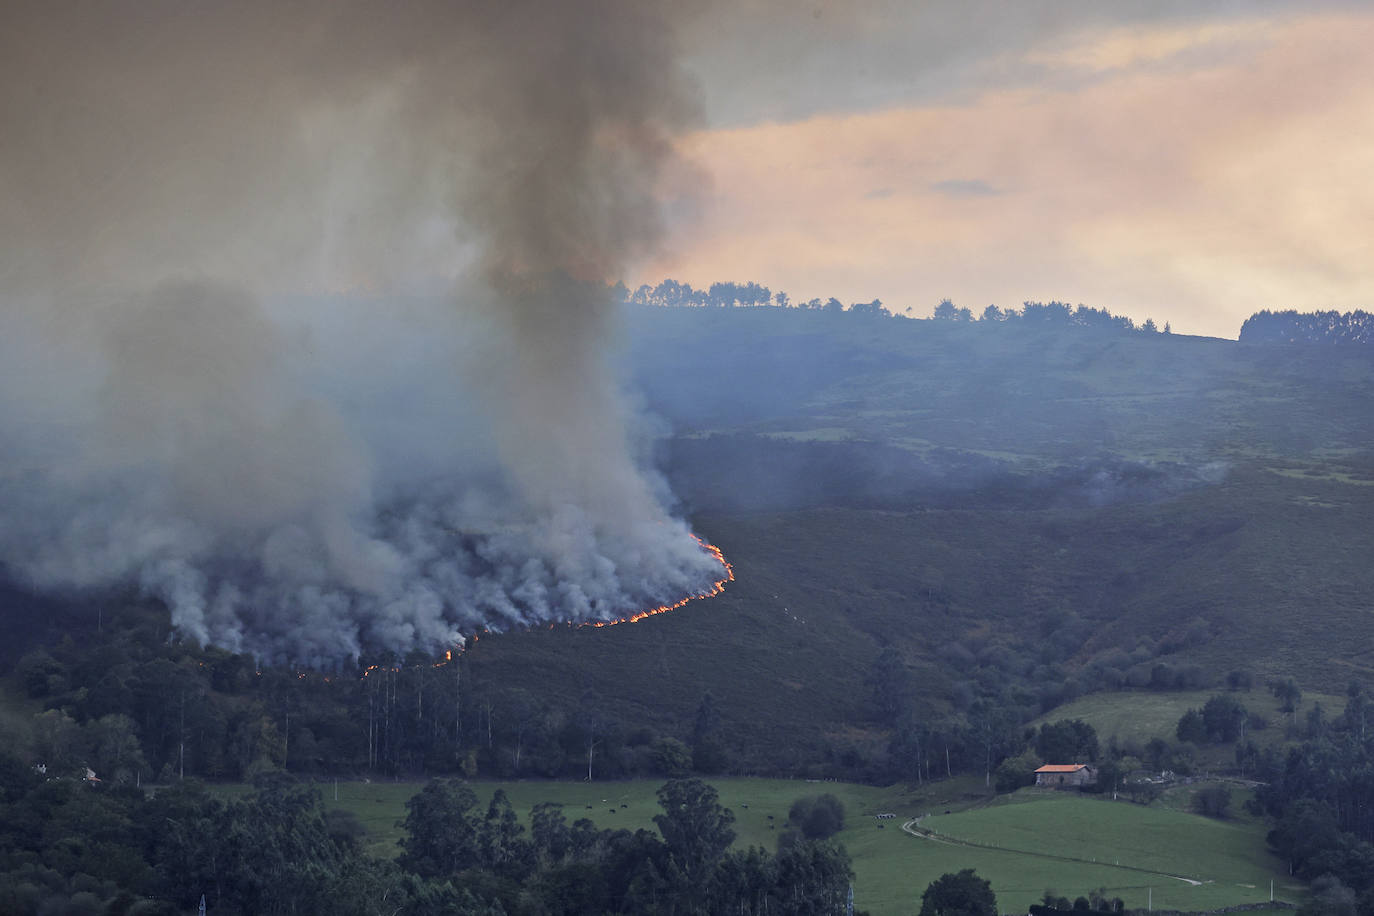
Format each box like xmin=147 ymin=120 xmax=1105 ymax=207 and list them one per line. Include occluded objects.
xmin=1239 ymin=309 xmax=1374 ymax=344
xmin=625 ymin=279 xmax=1169 ymax=334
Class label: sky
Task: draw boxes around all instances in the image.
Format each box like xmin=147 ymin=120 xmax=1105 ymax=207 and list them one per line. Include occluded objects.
xmin=643 ymin=1 xmax=1374 ymax=339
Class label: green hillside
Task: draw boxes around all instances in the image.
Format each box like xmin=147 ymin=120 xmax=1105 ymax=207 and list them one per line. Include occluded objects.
xmin=466 ymin=463 xmax=1374 ymax=771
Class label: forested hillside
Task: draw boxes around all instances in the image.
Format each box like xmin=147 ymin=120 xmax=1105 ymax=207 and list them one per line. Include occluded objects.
xmin=6 ymin=302 xmax=1373 ymax=783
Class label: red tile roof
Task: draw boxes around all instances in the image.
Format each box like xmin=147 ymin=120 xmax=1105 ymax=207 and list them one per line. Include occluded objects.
xmin=1035 ymin=764 xmax=1089 ymax=772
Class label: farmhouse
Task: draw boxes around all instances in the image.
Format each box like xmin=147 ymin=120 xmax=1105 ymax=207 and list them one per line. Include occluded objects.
xmin=1035 ymin=763 xmax=1097 ymax=787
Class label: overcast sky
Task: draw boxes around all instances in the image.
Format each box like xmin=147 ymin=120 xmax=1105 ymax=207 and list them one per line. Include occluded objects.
xmin=3 ymin=2 xmax=1368 ymax=341
xmin=644 ymin=1 xmax=1374 ymax=338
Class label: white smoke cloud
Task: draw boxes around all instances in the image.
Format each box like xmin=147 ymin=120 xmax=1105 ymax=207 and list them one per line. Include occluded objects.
xmin=0 ymin=1 xmax=726 ymax=663
xmin=0 ymin=280 xmax=726 ymax=664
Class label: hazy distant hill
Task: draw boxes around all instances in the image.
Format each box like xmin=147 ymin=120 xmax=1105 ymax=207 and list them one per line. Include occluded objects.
xmin=624 ymin=306 xmax=1374 ymax=469
xmin=464 ymin=306 xmax=1374 ymax=769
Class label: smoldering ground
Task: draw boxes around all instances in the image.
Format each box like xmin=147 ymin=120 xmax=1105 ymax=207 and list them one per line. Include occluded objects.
xmin=0 ymin=1 xmax=725 ymax=662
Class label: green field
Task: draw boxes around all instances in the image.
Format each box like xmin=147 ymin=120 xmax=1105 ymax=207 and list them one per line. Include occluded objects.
xmin=246 ymin=776 xmax=1295 ymax=916
xmin=1030 ymin=689 xmax=1347 ymax=765
xmin=920 ymin=791 xmax=1298 ymax=912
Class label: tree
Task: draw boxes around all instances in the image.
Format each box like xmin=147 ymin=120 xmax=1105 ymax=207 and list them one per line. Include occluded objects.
xmin=16 ymin=648 xmax=67 ymax=698
xmin=208 ymin=774 xmax=354 ymax=916
xmin=497 ymin=688 xmax=540 ymax=774
xmin=86 ymin=713 xmax=148 ymax=785
xmin=1192 ymin=784 xmax=1231 ymax=818
xmin=865 ymin=646 xmax=910 ymax=725
xmin=919 ymin=869 xmax=998 ymax=916
xmin=708 ymin=846 xmax=774 ymax=915
xmin=933 ymin=299 xmax=960 ymax=321
xmin=1270 ymin=677 xmax=1303 ymax=724
xmin=786 ymin=793 xmax=845 ymax=840
xmin=653 ymin=778 xmax=735 ymax=883
xmin=575 ymin=691 xmax=609 ymax=781
xmin=770 ymin=839 xmax=854 ymax=915
xmin=1337 ymin=682 xmax=1368 ymax=738
xmin=1305 ymin=702 xmax=1328 ymax=738
xmin=849 ymin=298 xmax=888 ymax=317
xmin=1266 ymin=799 xmax=1342 ymax=877
xmin=1201 ymin=694 xmax=1248 ymax=742
xmin=889 ymin=714 xmax=932 ymax=784
xmin=691 ymin=693 xmax=728 ymax=774
xmin=530 ymin=802 xmax=572 ymax=865
xmin=478 ymin=788 xmax=532 ymax=877
xmin=1095 ymin=755 xmax=1140 ymax=799
xmin=650 ymin=737 xmax=693 ymax=777
xmin=1142 ymin=736 xmax=1171 ymax=771
xmin=32 ymin=709 xmax=85 ymax=775
xmin=967 ymin=700 xmax=1017 ymax=788
xmin=397 ymin=778 xmax=481 ymax=878
xmin=995 ymin=750 xmax=1043 ymax=793
xmin=1035 ymin=720 xmax=1098 ymax=762
xmin=1235 ymin=740 xmax=1260 ymax=778
xmin=1176 ymin=709 xmax=1207 ymax=744
xmin=1298 ymin=874 xmax=1358 ymax=916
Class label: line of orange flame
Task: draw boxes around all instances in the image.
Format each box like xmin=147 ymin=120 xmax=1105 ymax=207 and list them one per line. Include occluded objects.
xmin=357 ymin=535 xmax=732 ymax=679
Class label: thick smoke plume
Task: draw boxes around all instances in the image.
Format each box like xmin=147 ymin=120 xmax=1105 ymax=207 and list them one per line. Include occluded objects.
xmin=0 ymin=1 xmax=725 ymax=662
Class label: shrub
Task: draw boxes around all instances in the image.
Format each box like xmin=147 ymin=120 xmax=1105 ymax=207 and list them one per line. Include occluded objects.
xmin=787 ymin=793 xmax=845 ymax=840
xmin=1175 ymin=709 xmax=1207 ymax=744
xmin=1192 ymin=784 xmax=1231 ymax=818
xmin=995 ymin=750 xmax=1043 ymax=794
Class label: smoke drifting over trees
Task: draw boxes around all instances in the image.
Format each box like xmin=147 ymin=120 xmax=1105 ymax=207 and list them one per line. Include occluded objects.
xmin=0 ymin=1 xmax=726 ymax=661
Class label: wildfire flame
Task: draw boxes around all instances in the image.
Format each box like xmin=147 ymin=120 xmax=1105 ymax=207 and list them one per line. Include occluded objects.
xmin=359 ymin=534 xmax=732 ymax=678
xmin=582 ymin=535 xmax=732 ymax=628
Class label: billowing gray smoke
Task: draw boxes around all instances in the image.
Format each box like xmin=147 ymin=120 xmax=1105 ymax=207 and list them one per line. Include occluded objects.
xmin=0 ymin=1 xmax=725 ymax=661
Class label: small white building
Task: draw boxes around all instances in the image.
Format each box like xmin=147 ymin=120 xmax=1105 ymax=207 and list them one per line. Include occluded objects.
xmin=1034 ymin=763 xmax=1097 ymax=787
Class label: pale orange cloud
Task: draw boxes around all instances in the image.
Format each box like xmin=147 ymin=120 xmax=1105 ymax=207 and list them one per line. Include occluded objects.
xmin=643 ymin=11 xmax=1374 ymax=338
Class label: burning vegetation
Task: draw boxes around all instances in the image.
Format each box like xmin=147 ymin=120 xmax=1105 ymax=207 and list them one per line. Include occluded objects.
xmin=0 ymin=0 xmax=725 ymax=663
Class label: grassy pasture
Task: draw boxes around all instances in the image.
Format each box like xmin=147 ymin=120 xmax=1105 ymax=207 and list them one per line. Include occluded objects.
xmin=232 ymin=776 xmax=1293 ymax=916
xmin=1031 ymin=689 xmax=1347 ymax=766
xmin=919 ymin=790 xmax=1298 ymax=913
xmin=304 ymin=776 xmax=916 ymax=859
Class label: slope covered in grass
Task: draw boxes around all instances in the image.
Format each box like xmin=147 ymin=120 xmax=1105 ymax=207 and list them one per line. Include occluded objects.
xmin=920 ymin=791 xmax=1297 ymax=912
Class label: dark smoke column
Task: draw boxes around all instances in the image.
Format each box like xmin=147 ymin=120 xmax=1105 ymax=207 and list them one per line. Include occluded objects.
xmin=458 ymin=0 xmax=700 ymax=519
xmin=0 ymin=0 xmax=726 ymax=659
xmin=444 ymin=1 xmax=725 ymax=622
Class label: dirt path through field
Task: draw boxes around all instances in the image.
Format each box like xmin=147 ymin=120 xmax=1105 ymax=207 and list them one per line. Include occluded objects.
xmin=900 ymin=817 xmax=1205 ymax=886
